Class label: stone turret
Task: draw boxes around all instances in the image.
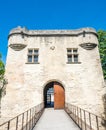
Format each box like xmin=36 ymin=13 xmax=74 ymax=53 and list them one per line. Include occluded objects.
xmin=8 ymin=26 xmax=28 ymax=51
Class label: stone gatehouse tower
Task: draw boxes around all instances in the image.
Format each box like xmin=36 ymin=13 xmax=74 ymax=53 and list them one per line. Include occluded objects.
xmin=1 ymin=26 xmax=105 ymax=118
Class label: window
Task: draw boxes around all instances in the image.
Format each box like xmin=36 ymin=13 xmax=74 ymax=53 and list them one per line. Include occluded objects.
xmin=74 ymin=55 xmax=78 ymax=62
xmin=67 ymin=48 xmax=79 ymax=63
xmin=27 ymin=49 xmax=39 ymax=63
xmin=68 ymin=55 xmax=72 ymax=63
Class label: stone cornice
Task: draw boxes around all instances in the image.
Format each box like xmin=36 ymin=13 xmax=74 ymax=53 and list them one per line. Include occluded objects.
xmin=8 ymin=26 xmax=98 ymax=39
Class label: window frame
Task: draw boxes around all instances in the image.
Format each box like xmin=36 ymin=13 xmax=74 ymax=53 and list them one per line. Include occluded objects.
xmin=27 ymin=48 xmax=39 ymax=64
xmin=67 ymin=48 xmax=80 ymax=64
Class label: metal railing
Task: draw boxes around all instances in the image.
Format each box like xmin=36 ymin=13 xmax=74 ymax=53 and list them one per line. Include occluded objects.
xmin=0 ymin=103 xmax=44 ymax=130
xmin=65 ymin=103 xmax=105 ymax=130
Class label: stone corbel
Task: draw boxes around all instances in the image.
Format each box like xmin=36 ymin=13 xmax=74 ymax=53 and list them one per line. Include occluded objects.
xmin=79 ymin=43 xmax=97 ymax=50
xmin=9 ymin=43 xmax=27 ymax=51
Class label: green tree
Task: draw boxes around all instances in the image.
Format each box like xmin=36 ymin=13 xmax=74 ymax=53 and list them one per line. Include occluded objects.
xmin=0 ymin=53 xmax=7 ymax=118
xmin=0 ymin=53 xmax=5 ymax=99
xmin=97 ymin=30 xmax=106 ymax=79
xmin=0 ymin=53 xmax=5 ymax=80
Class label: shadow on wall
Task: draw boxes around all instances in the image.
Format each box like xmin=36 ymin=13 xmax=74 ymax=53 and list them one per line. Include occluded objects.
xmin=102 ymin=80 xmax=106 ymax=126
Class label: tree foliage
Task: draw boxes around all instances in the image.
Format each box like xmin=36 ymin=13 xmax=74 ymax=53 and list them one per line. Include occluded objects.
xmin=0 ymin=53 xmax=5 ymax=99
xmin=0 ymin=54 xmax=5 ymax=80
xmin=97 ymin=30 xmax=106 ymax=79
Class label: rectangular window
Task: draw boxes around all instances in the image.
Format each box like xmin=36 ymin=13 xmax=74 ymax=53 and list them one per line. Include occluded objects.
xmin=73 ymin=49 xmax=77 ymax=53
xmin=34 ymin=55 xmax=38 ymax=62
xmin=34 ymin=50 xmax=38 ymax=54
xmin=27 ymin=49 xmax=39 ymax=63
xmin=67 ymin=48 xmax=79 ymax=63
xmin=28 ymin=55 xmax=32 ymax=63
xmin=67 ymin=55 xmax=72 ymax=63
xmin=74 ymin=55 xmax=78 ymax=62
xmin=67 ymin=49 xmax=72 ymax=54
xmin=28 ymin=50 xmax=33 ymax=54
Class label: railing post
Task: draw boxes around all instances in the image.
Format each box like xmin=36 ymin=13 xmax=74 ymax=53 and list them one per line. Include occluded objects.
xmin=26 ymin=110 xmax=28 ymax=130
xmin=22 ymin=113 xmax=24 ymax=130
xmin=77 ymin=107 xmax=79 ymax=126
xmin=80 ymin=108 xmax=82 ymax=129
xmin=32 ymin=108 xmax=34 ymax=128
xmin=89 ymin=113 xmax=92 ymax=130
xmin=75 ymin=106 xmax=77 ymax=123
xmin=73 ymin=105 xmax=74 ymax=120
xmin=84 ymin=110 xmax=86 ymax=130
xmin=31 ymin=108 xmax=33 ymax=128
xmin=74 ymin=106 xmax=76 ymax=121
xmin=7 ymin=121 xmax=10 ymax=130
xmin=16 ymin=116 xmax=18 ymax=130
xmin=73 ymin=105 xmax=74 ymax=119
xmin=34 ymin=109 xmax=36 ymax=125
xmin=96 ymin=116 xmax=99 ymax=130
xmin=30 ymin=109 xmax=31 ymax=129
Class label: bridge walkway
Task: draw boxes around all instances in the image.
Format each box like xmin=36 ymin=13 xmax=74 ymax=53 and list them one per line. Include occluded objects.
xmin=0 ymin=103 xmax=103 ymax=130
xmin=33 ymin=108 xmax=80 ymax=130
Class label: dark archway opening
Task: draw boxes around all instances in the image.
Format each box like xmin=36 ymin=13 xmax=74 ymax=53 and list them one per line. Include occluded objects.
xmin=44 ymin=81 xmax=65 ymax=109
xmin=44 ymin=82 xmax=54 ymax=108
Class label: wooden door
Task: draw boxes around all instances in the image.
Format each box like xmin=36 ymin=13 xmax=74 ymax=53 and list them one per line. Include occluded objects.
xmin=54 ymin=82 xmax=65 ymax=109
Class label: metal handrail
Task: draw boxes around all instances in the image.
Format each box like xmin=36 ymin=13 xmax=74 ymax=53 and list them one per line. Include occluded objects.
xmin=65 ymin=103 xmax=105 ymax=130
xmin=0 ymin=103 xmax=44 ymax=130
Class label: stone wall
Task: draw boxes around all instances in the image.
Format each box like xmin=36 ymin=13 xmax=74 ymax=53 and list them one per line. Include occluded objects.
xmin=1 ymin=27 xmax=105 ymax=124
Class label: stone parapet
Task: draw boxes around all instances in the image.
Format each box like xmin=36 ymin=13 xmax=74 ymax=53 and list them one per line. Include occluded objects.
xmin=8 ymin=26 xmax=98 ymax=38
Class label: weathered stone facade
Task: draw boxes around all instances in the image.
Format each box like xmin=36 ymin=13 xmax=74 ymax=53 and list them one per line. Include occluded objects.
xmin=1 ymin=26 xmax=105 ymax=121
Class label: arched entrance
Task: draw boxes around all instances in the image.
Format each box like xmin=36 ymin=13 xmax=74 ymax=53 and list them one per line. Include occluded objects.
xmin=44 ymin=81 xmax=65 ymax=109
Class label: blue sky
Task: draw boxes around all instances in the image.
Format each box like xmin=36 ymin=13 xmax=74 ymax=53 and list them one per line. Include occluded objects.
xmin=0 ymin=0 xmax=106 ymax=64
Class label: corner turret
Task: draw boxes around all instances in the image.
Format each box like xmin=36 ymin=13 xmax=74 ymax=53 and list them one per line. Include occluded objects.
xmin=8 ymin=26 xmax=28 ymax=51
